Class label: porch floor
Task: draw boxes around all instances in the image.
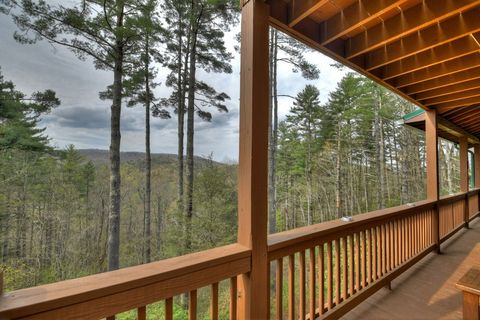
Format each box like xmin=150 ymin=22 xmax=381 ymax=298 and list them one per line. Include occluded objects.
xmin=344 ymin=217 xmax=480 ymax=320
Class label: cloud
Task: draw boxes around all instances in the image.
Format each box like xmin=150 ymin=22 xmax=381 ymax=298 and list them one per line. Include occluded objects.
xmin=0 ymin=9 xmax=350 ymax=161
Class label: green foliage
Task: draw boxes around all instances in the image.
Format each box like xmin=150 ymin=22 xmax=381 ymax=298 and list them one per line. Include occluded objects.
xmin=0 ymin=69 xmax=60 ymax=151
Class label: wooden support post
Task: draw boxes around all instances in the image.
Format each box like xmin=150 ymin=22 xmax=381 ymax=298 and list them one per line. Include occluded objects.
xmin=426 ymin=109 xmax=440 ymax=253
xmin=237 ymin=0 xmax=270 ymax=319
xmin=475 ymin=145 xmax=480 ymax=188
xmin=460 ymin=137 xmax=470 ymax=228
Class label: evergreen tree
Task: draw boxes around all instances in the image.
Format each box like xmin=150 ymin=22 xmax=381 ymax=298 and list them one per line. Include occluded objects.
xmin=0 ymin=0 xmax=151 ymax=270
xmin=0 ymin=69 xmax=59 ymax=151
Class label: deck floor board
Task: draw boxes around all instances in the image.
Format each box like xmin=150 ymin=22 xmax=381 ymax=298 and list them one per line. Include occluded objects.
xmin=343 ymin=218 xmax=480 ymax=320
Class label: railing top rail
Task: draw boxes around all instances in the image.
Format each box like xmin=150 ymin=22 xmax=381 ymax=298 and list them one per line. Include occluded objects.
xmin=268 ymin=199 xmax=436 ymax=255
xmin=0 ymin=243 xmax=251 ymax=319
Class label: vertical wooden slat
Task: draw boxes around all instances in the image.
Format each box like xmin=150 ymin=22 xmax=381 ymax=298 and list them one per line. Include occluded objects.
xmin=381 ymin=225 xmax=386 ymax=275
xmin=276 ymin=259 xmax=283 ymax=320
xmin=300 ymin=251 xmax=306 ymax=320
xmin=349 ymin=235 xmax=355 ymax=296
xmin=360 ymin=231 xmax=366 ymax=289
xmin=211 ymin=282 xmax=219 ymax=320
xmin=309 ymin=248 xmax=316 ymax=320
xmin=137 ymin=306 xmax=146 ymax=320
xmin=366 ymin=229 xmax=372 ymax=285
xmin=327 ymin=241 xmax=333 ymax=310
xmin=377 ymin=226 xmax=382 ymax=278
xmin=372 ymin=227 xmax=378 ymax=280
xmin=230 ymin=277 xmax=237 ymax=320
xmin=237 ymin=0 xmax=270 ymax=318
xmin=165 ymin=298 xmax=173 ymax=320
xmin=289 ymin=254 xmax=295 ymax=320
xmin=353 ymin=232 xmax=361 ymax=293
xmin=335 ymin=239 xmax=340 ymax=306
xmin=434 ymin=204 xmax=440 ymax=253
xmin=319 ymin=244 xmax=325 ymax=315
xmin=341 ymin=237 xmax=347 ymax=301
xmin=189 ymin=290 xmax=197 ymax=320
xmin=386 ymin=223 xmax=391 ymax=272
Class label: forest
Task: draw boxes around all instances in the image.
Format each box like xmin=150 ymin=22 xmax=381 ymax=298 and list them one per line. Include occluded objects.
xmin=0 ymin=0 xmax=465 ymax=318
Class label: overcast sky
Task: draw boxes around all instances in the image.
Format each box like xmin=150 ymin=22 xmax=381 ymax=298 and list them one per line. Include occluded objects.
xmin=0 ymin=6 xmax=348 ymax=162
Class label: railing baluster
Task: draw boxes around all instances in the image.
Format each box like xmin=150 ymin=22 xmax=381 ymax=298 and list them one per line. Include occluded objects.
xmin=289 ymin=254 xmax=295 ymax=320
xmin=371 ymin=227 xmax=377 ymax=281
xmin=365 ymin=229 xmax=373 ymax=286
xmin=327 ymin=241 xmax=333 ymax=310
xmin=276 ymin=259 xmax=283 ymax=320
xmin=349 ymin=235 xmax=354 ymax=296
xmin=354 ymin=233 xmax=360 ymax=293
xmin=230 ymin=277 xmax=237 ymax=320
xmin=137 ymin=306 xmax=146 ymax=320
xmin=381 ymin=224 xmax=386 ymax=276
xmin=309 ymin=247 xmax=316 ymax=320
xmin=300 ymin=251 xmax=306 ymax=320
xmin=335 ymin=239 xmax=340 ymax=306
xmin=189 ymin=290 xmax=197 ymax=320
xmin=377 ymin=226 xmax=381 ymax=278
xmin=165 ymin=298 xmax=173 ymax=320
xmin=361 ymin=231 xmax=366 ymax=289
xmin=319 ymin=244 xmax=325 ymax=315
xmin=341 ymin=237 xmax=347 ymax=301
xmin=211 ymin=282 xmax=219 ymax=320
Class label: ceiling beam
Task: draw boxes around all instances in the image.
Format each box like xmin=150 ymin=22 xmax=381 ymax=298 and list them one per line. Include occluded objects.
xmin=451 ymin=112 xmax=480 ymax=127
xmin=434 ymin=96 xmax=480 ymax=113
xmin=404 ymin=67 xmax=480 ymax=96
xmin=381 ymin=35 xmax=480 ymax=80
xmin=443 ymin=105 xmax=480 ymax=120
xmin=415 ymin=78 xmax=480 ymax=100
xmin=320 ymin=0 xmax=408 ymax=45
xmin=423 ymin=88 xmax=480 ymax=106
xmin=288 ymin=0 xmax=329 ymax=27
xmin=345 ymin=0 xmax=480 ymax=59
xmin=394 ymin=53 xmax=480 ymax=88
xmin=365 ymin=8 xmax=480 ymax=71
xmin=438 ymin=117 xmax=480 ymax=144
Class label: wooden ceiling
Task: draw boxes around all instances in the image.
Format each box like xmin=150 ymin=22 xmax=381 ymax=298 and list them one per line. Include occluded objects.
xmin=267 ymin=0 xmax=480 ymax=139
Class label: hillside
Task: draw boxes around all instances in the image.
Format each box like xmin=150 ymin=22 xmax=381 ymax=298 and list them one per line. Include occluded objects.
xmin=78 ymin=149 xmax=226 ymax=167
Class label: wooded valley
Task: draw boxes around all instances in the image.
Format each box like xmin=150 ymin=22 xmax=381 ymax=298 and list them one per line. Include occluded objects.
xmin=0 ymin=0 xmax=467 ymax=318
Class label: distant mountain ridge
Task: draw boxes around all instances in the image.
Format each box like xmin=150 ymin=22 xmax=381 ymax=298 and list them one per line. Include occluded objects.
xmin=77 ymin=149 xmax=223 ymax=166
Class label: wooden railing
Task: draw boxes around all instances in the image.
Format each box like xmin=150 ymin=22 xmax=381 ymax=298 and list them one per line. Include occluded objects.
xmin=0 ymin=244 xmax=250 ymax=320
xmin=268 ymin=189 xmax=480 ymax=320
xmin=0 ymin=190 xmax=479 ymax=320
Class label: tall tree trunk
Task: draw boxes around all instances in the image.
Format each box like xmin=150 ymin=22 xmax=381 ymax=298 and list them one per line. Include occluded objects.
xmin=335 ymin=123 xmax=342 ymax=219
xmin=177 ymin=12 xmax=185 ymax=209
xmin=268 ymin=29 xmax=278 ymax=234
xmin=185 ymin=22 xmax=198 ymax=253
xmin=144 ymin=35 xmax=152 ymax=264
xmin=107 ymin=2 xmax=124 ymax=271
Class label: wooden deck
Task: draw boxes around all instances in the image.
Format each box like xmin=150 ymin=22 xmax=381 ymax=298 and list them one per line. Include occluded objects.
xmin=344 ymin=217 xmax=480 ymax=320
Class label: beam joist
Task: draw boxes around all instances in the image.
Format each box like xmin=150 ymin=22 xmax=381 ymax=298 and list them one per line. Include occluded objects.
xmin=381 ymin=35 xmax=480 ymax=80
xmin=434 ymin=96 xmax=480 ymax=113
xmin=346 ymin=0 xmax=480 ymax=60
xmin=365 ymin=8 xmax=480 ymax=71
xmin=320 ymin=0 xmax=408 ymax=45
xmin=394 ymin=53 xmax=480 ymax=88
xmin=415 ymin=78 xmax=480 ymax=101
xmin=288 ymin=0 xmax=329 ymax=27
xmin=422 ymin=88 xmax=480 ymax=107
xmin=404 ymin=67 xmax=480 ymax=96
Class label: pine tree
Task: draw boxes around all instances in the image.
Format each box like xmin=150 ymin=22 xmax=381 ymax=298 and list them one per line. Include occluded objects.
xmin=0 ymin=0 xmax=152 ymax=270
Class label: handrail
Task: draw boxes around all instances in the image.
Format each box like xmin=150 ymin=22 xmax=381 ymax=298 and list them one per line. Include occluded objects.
xmin=0 ymin=189 xmax=478 ymax=320
xmin=268 ymin=199 xmax=435 ymax=260
xmin=0 ymin=244 xmax=251 ymax=320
